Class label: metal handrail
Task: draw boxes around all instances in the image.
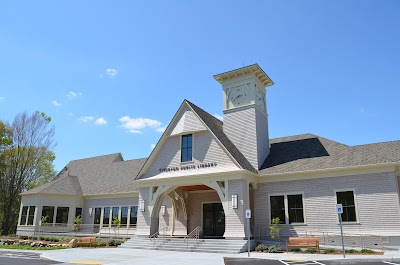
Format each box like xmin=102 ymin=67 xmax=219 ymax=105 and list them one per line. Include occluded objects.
xmin=184 ymin=226 xmax=201 ymax=250
xmin=150 ymin=226 xmax=170 ymax=249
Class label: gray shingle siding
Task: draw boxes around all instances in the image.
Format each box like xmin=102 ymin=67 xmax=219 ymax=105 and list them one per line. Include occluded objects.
xmin=254 ymin=171 xmax=400 ymax=236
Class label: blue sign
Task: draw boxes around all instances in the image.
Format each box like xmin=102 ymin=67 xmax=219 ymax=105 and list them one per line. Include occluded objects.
xmin=245 ymin=209 xmax=251 ymax=219
xmin=336 ymin=204 xmax=343 ymax=214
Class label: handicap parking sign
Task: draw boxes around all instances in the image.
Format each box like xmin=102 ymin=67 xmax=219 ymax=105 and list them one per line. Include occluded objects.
xmin=245 ymin=209 xmax=251 ymax=219
xmin=336 ymin=204 xmax=343 ymax=214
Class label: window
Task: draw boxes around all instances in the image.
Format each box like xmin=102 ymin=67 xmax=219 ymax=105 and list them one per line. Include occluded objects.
xmin=56 ymin=207 xmax=69 ymax=224
xmin=94 ymin=208 xmax=101 ymax=225
xmin=20 ymin=206 xmax=28 ymax=225
xmin=130 ymin=206 xmax=138 ymax=226
xmin=181 ymin=134 xmax=193 ymax=162
xmin=270 ymin=194 xmax=305 ymax=224
xmin=27 ymin=206 xmax=35 ymax=225
xmin=75 ymin=208 xmax=82 ymax=218
xmin=288 ymin=195 xmax=304 ymax=224
xmin=103 ymin=207 xmax=110 ymax=227
xmin=270 ymin=196 xmax=285 ymax=224
xmin=42 ymin=206 xmax=55 ymax=224
xmin=121 ymin=207 xmax=128 ymax=226
xmin=336 ymin=190 xmax=357 ymax=222
xmin=112 ymin=207 xmax=119 ymax=224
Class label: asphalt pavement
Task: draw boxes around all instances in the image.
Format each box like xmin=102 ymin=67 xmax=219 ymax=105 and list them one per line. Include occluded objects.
xmin=224 ymin=257 xmax=400 ymax=265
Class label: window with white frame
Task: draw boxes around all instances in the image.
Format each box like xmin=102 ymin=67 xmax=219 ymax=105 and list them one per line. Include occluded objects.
xmin=20 ymin=206 xmax=36 ymax=226
xmin=121 ymin=207 xmax=128 ymax=226
xmin=336 ymin=190 xmax=357 ymax=222
xmin=270 ymin=194 xmax=305 ymax=224
xmin=112 ymin=207 xmax=119 ymax=225
xmin=103 ymin=207 xmax=110 ymax=227
xmin=20 ymin=206 xmax=28 ymax=225
xmin=181 ymin=134 xmax=193 ymax=162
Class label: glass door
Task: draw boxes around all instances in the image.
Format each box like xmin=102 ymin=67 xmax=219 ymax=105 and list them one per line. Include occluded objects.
xmin=203 ymin=203 xmax=225 ymax=237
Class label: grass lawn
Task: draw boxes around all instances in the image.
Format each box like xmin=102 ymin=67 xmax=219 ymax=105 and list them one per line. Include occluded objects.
xmin=0 ymin=244 xmax=68 ymax=251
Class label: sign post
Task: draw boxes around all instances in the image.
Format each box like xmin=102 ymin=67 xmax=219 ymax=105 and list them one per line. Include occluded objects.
xmin=336 ymin=204 xmax=346 ymax=258
xmin=245 ymin=209 xmax=251 ymax=257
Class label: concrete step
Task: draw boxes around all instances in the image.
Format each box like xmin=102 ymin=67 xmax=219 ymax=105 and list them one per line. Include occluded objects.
xmin=119 ymin=237 xmax=247 ymax=253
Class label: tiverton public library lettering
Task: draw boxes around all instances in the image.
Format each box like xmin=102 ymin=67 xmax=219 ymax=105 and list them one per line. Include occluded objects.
xmin=159 ymin=162 xmax=218 ymax=173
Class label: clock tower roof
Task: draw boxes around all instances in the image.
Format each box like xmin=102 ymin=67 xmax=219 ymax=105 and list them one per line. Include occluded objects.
xmin=213 ymin=64 xmax=274 ymax=87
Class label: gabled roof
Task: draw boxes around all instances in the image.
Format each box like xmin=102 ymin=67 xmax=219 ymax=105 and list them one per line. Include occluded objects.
xmin=22 ymin=153 xmax=147 ymax=196
xmin=186 ymin=100 xmax=257 ymax=173
xmin=136 ymin=100 xmax=257 ymax=179
xmin=22 ymin=174 xmax=83 ymax=195
xmin=259 ymin=134 xmax=400 ymax=175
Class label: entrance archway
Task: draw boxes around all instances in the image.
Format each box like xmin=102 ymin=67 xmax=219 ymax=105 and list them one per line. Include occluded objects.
xmin=148 ymin=181 xmax=228 ymax=237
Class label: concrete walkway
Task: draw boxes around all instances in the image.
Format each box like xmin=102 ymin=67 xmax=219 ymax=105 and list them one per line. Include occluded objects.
xmin=4 ymin=248 xmax=400 ymax=265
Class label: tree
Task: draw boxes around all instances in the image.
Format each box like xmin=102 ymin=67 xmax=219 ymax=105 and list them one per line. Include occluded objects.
xmin=269 ymin=217 xmax=282 ymax=247
xmin=0 ymin=111 xmax=56 ymax=235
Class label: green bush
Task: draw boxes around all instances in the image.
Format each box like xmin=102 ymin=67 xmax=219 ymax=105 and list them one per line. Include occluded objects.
xmin=268 ymin=245 xmax=281 ymax=253
xmin=107 ymin=238 xmax=125 ymax=246
xmin=19 ymin=235 xmax=28 ymax=240
xmin=290 ymin=248 xmax=301 ymax=252
xmin=305 ymin=248 xmax=317 ymax=253
xmin=323 ymin=248 xmax=336 ymax=254
xmin=255 ymin=244 xmax=268 ymax=252
xmin=345 ymin=249 xmax=360 ymax=253
xmin=361 ymin=249 xmax=375 ymax=253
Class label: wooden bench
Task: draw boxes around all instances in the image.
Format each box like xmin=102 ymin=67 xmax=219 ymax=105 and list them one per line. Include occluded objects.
xmin=77 ymin=237 xmax=96 ymax=246
xmin=286 ymin=237 xmax=319 ymax=253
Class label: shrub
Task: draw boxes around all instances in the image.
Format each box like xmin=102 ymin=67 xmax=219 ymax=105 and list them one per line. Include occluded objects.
xmin=19 ymin=236 xmax=28 ymax=240
xmin=323 ymin=248 xmax=336 ymax=254
xmin=108 ymin=238 xmax=125 ymax=246
xmin=361 ymin=249 xmax=375 ymax=253
xmin=255 ymin=244 xmax=268 ymax=252
xmin=345 ymin=249 xmax=360 ymax=253
xmin=268 ymin=245 xmax=281 ymax=253
xmin=305 ymin=248 xmax=317 ymax=253
xmin=290 ymin=248 xmax=301 ymax=252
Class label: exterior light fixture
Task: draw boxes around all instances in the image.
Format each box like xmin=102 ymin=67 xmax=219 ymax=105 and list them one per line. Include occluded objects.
xmin=139 ymin=200 xmax=146 ymax=212
xmin=89 ymin=208 xmax=93 ymax=217
xmin=161 ymin=205 xmax=166 ymax=216
xmin=232 ymin=194 xmax=238 ymax=209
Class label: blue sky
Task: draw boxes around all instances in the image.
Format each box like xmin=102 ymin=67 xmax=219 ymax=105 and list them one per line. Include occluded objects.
xmin=1 ymin=1 xmax=399 ymax=172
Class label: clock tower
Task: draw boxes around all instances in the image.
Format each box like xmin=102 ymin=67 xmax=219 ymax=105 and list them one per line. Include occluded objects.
xmin=214 ymin=64 xmax=274 ymax=170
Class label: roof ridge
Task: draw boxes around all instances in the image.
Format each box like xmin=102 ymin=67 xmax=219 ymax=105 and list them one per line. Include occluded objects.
xmin=353 ymin=139 xmax=400 ymax=147
xmin=70 ymin=152 xmax=122 ymax=162
xmin=114 ymin=157 xmax=148 ymax=163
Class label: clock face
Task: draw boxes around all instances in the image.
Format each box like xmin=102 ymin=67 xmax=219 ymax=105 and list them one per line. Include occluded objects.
xmin=228 ymin=85 xmax=250 ymax=108
xmin=256 ymin=89 xmax=265 ymax=111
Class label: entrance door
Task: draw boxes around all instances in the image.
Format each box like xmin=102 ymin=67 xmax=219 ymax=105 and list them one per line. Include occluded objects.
xmin=203 ymin=203 xmax=225 ymax=237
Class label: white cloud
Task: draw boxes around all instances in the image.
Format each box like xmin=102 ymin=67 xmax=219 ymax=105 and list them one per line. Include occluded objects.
xmin=95 ymin=117 xmax=107 ymax=126
xmin=52 ymin=100 xmax=62 ymax=107
xmin=151 ymin=143 xmax=156 ymax=149
xmin=119 ymin=116 xmax=162 ymax=134
xmin=213 ymin=113 xmax=223 ymax=121
xmin=105 ymin=68 xmax=118 ymax=78
xmin=67 ymin=91 xmax=82 ymax=99
xmin=78 ymin=116 xmax=94 ymax=122
xmin=156 ymin=127 xmax=166 ymax=133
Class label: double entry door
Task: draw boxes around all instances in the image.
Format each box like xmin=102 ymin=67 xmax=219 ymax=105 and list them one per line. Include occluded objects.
xmin=202 ymin=203 xmax=225 ymax=238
